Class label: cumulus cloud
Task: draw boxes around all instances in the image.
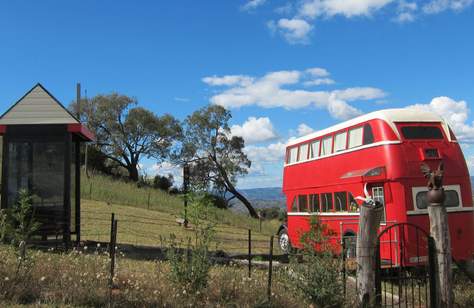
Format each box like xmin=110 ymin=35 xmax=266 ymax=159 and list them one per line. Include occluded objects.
xmin=268 ymin=18 xmax=313 ymax=44
xmin=299 ymin=0 xmax=394 ymax=18
xmin=406 ymin=96 xmax=474 ymax=143
xmin=423 ymin=0 xmax=473 ymax=14
xmin=242 ymin=0 xmax=266 ymax=11
xmin=204 ymin=68 xmax=386 ymax=120
xmin=254 ymin=0 xmax=473 ymax=43
xmin=150 ymin=161 xmax=183 ymax=185
xmin=297 ymin=123 xmax=315 ymax=136
xmin=231 ymin=117 xmax=278 ymax=144
xmin=202 ymin=75 xmax=253 ymax=87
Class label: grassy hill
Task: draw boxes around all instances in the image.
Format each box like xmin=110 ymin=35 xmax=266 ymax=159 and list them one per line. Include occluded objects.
xmin=80 ymin=172 xmax=281 ymax=254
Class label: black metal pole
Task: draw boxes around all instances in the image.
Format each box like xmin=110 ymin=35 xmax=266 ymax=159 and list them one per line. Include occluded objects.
xmin=63 ymin=131 xmax=72 ymax=250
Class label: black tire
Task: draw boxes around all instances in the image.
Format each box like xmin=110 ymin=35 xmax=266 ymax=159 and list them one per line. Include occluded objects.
xmin=278 ymin=228 xmax=292 ymax=254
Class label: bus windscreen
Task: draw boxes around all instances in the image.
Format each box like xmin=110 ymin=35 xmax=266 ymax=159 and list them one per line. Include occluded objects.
xmin=400 ymin=126 xmax=443 ymax=140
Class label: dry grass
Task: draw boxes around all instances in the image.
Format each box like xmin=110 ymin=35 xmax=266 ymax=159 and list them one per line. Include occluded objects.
xmin=81 ymin=199 xmax=281 ymax=255
xmin=0 ymin=245 xmax=307 ymax=307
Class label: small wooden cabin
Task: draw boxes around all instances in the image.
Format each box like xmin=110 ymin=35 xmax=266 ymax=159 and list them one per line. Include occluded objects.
xmin=0 ymin=83 xmax=94 ymax=247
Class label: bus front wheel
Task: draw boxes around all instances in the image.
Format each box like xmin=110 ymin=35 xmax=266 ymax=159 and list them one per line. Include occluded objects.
xmin=278 ymin=228 xmax=292 ymax=254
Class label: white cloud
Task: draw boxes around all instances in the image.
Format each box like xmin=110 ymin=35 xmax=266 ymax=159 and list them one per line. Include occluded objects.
xmin=231 ymin=117 xmax=278 ymax=144
xmin=394 ymin=1 xmax=418 ymax=22
xmin=270 ymin=18 xmax=313 ymax=44
xmin=150 ymin=161 xmax=183 ymax=185
xmin=204 ymin=68 xmax=386 ymax=120
xmin=299 ymin=0 xmax=394 ymax=18
xmin=406 ymin=96 xmax=474 ymax=143
xmin=255 ymin=0 xmax=473 ymax=44
xmin=202 ymin=75 xmax=253 ymax=87
xmin=297 ymin=123 xmax=315 ymax=136
xmin=304 ymin=78 xmax=335 ymax=86
xmin=306 ymin=67 xmax=330 ymax=77
xmin=245 ymin=142 xmax=287 ymax=163
xmin=242 ymin=0 xmax=266 ymax=11
xmin=423 ymin=0 xmax=473 ymax=14
xmin=466 ymin=156 xmax=474 ymax=175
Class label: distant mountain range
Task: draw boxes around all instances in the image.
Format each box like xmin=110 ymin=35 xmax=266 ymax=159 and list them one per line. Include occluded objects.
xmin=230 ymin=187 xmax=285 ymax=213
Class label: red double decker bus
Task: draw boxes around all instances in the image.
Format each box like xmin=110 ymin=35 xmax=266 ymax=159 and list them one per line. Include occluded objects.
xmin=278 ymin=108 xmax=474 ymax=266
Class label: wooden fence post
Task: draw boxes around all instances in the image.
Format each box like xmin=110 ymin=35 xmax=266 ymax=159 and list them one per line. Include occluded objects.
xmin=147 ymin=191 xmax=151 ymax=209
xmin=108 ymin=214 xmax=118 ymax=308
xmin=267 ymin=235 xmax=274 ymax=302
xmin=248 ymin=229 xmax=252 ymax=278
xmin=356 ymin=199 xmax=383 ymax=307
xmin=422 ymin=162 xmax=453 ymax=308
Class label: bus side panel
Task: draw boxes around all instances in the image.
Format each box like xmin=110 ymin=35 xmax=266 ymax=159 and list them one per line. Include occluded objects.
xmin=408 ymin=212 xmax=474 ymax=261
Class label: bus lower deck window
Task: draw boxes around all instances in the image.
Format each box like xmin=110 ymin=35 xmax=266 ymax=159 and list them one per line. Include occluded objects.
xmin=298 ymin=195 xmax=308 ymax=212
xmin=309 ymin=194 xmax=319 ymax=212
xmin=321 ymin=193 xmax=333 ymax=212
xmin=334 ymin=192 xmax=347 ymax=211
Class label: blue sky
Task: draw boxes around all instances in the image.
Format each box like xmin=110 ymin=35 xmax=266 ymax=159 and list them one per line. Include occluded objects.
xmin=1 ymin=0 xmax=474 ymax=188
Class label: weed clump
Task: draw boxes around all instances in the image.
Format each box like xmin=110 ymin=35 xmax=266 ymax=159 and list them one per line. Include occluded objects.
xmin=283 ymin=216 xmax=344 ymax=308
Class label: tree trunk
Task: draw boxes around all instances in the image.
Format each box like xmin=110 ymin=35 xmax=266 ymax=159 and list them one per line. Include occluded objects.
xmin=211 ymin=156 xmax=259 ymax=218
xmin=356 ymin=201 xmax=383 ymax=307
xmin=227 ymin=185 xmax=259 ymax=218
xmin=128 ymin=165 xmax=139 ymax=182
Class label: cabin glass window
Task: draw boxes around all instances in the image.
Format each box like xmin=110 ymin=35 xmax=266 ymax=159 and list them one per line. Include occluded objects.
xmin=298 ymin=143 xmax=309 ymax=162
xmin=334 ymin=192 xmax=347 ymax=211
xmin=321 ymin=136 xmax=333 ymax=156
xmin=298 ymin=195 xmax=308 ymax=212
xmin=321 ymin=193 xmax=333 ymax=212
xmin=288 ymin=147 xmax=298 ymax=164
xmin=334 ymin=132 xmax=347 ymax=152
xmin=416 ymin=190 xmax=459 ymax=210
xmin=348 ymin=193 xmax=358 ymax=212
xmin=309 ymin=194 xmax=319 ymax=212
xmin=310 ymin=140 xmax=320 ymax=158
xmin=401 ymin=126 xmax=443 ymax=140
xmin=363 ymin=124 xmax=374 ymax=144
xmin=348 ymin=126 xmax=363 ymax=148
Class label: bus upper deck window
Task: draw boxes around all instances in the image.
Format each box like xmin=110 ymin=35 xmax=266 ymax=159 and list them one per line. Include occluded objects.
xmin=310 ymin=140 xmax=320 ymax=158
xmin=334 ymin=131 xmax=347 ymax=152
xmin=363 ymin=124 xmax=374 ymax=144
xmin=287 ymin=147 xmax=298 ymax=164
xmin=298 ymin=143 xmax=309 ymax=161
xmin=321 ymin=136 xmax=333 ymax=156
xmin=348 ymin=126 xmax=363 ymax=148
xmin=401 ymin=126 xmax=443 ymax=140
xmin=321 ymin=193 xmax=333 ymax=212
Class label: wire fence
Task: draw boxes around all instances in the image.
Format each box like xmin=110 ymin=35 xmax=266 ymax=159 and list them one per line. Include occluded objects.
xmin=79 ymin=210 xmax=280 ymax=256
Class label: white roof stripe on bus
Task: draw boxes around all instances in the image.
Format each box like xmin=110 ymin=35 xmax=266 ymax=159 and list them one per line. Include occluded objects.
xmin=287 ymin=108 xmax=450 ymax=147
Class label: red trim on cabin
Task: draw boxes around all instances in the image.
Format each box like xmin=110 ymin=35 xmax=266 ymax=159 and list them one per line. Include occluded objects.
xmin=67 ymin=124 xmax=95 ymax=142
xmin=0 ymin=125 xmax=6 ymax=135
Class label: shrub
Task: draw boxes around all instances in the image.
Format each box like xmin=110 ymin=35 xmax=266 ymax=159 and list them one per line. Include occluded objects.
xmin=8 ymin=190 xmax=40 ymax=246
xmin=167 ymin=193 xmax=216 ymax=292
xmin=283 ymin=216 xmax=344 ymax=308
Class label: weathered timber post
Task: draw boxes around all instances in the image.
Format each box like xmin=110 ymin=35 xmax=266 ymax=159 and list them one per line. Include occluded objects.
xmin=356 ymin=192 xmax=383 ymax=307
xmin=421 ymin=162 xmax=453 ymax=308
xmin=183 ymin=164 xmax=190 ymax=227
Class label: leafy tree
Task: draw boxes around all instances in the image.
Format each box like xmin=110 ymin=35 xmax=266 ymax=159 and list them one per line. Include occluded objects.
xmin=71 ymin=94 xmax=182 ymax=181
xmin=153 ymin=174 xmax=174 ymax=191
xmin=177 ymin=105 xmax=258 ymax=218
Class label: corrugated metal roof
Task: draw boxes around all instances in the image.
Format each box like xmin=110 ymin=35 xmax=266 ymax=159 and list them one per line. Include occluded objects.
xmin=0 ymin=83 xmax=79 ymax=125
